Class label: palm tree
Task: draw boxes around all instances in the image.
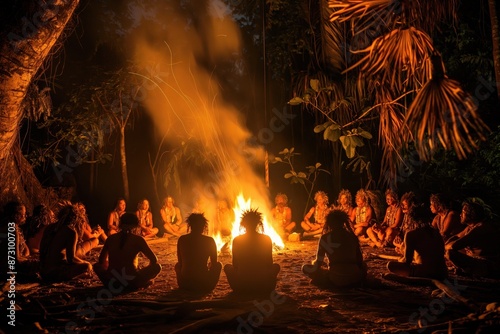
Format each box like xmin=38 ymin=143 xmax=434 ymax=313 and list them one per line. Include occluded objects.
xmin=0 ymin=0 xmax=80 ymax=208
xmin=318 ymin=0 xmax=489 ymax=184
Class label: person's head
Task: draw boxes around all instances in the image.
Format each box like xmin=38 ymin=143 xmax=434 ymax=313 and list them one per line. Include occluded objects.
xmin=337 ymin=189 xmax=352 ymax=207
xmin=138 ymin=199 xmax=150 ymax=211
xmin=75 ymin=202 xmax=86 ymax=215
xmin=324 ymin=210 xmax=350 ymax=233
xmin=429 ymin=193 xmax=450 ymax=214
xmin=355 ymin=189 xmax=369 ymax=207
xmin=3 ymin=201 xmax=27 ymax=225
xmin=314 ymin=191 xmax=328 ymax=206
xmin=275 ymin=193 xmax=288 ymax=208
xmin=120 ymin=212 xmax=140 ymax=232
xmin=56 ymin=204 xmax=78 ymax=227
xmin=400 ymin=192 xmax=417 ymax=215
xmin=163 ymin=196 xmax=174 ymax=208
xmin=460 ymin=200 xmax=486 ymax=225
xmin=186 ymin=213 xmax=209 ymax=234
xmin=32 ymin=204 xmax=55 ymax=226
xmin=385 ymin=189 xmax=399 ymax=206
xmin=240 ymin=209 xmax=263 ymax=233
xmin=115 ymin=198 xmax=126 ymax=212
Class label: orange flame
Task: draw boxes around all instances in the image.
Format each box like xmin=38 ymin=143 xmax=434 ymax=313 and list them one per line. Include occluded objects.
xmin=212 ymin=193 xmax=284 ymax=253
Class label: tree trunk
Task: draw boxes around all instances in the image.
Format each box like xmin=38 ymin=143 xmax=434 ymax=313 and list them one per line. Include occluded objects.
xmin=119 ymin=127 xmax=130 ymax=202
xmin=488 ymin=0 xmax=500 ymax=100
xmin=0 ymin=0 xmax=80 ymax=209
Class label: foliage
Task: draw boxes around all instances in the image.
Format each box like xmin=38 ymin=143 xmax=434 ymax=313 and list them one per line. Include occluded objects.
xmin=271 ymin=147 xmax=330 ymax=215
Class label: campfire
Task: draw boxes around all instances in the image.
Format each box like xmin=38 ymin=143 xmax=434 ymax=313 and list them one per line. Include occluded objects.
xmin=212 ymin=193 xmax=285 ymax=253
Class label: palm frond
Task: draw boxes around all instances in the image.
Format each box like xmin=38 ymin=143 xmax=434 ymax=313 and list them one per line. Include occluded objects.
xmin=329 ymin=0 xmax=398 ymax=34
xmin=320 ymin=2 xmax=346 ymax=73
xmin=345 ymin=27 xmax=433 ymax=92
xmin=405 ymin=55 xmax=490 ymax=160
xmin=329 ymin=0 xmax=458 ymax=33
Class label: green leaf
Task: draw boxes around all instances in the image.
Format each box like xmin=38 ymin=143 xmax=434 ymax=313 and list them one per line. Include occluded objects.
xmin=272 ymin=157 xmax=283 ymax=163
xmin=288 ymin=97 xmax=304 ymax=105
xmin=279 ymin=148 xmax=289 ymax=155
xmin=315 ymin=162 xmax=321 ymax=168
xmin=314 ymin=121 xmax=333 ymax=133
xmin=284 ymin=173 xmax=293 ymax=179
xmin=310 ymin=79 xmax=320 ymax=92
xmin=358 ymin=128 xmax=373 ymax=139
xmin=297 ymin=172 xmax=307 ymax=178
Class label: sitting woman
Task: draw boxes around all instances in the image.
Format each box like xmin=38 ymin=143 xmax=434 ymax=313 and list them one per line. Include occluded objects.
xmin=136 ymin=199 xmax=159 ymax=238
xmin=224 ymin=209 xmax=280 ymax=295
xmin=351 ymin=189 xmax=377 ymax=239
xmin=24 ymin=204 xmax=55 ymax=254
xmin=333 ymin=189 xmax=355 ymax=219
xmin=301 ymin=191 xmax=330 ymax=238
xmin=302 ymin=210 xmax=366 ymax=288
xmin=94 ymin=213 xmax=162 ymax=291
xmin=75 ymin=202 xmax=107 ymax=258
xmin=160 ymin=196 xmax=186 ymax=237
xmin=107 ymin=198 xmax=126 ymax=235
xmin=366 ymin=189 xmax=403 ymax=248
xmin=392 ymin=192 xmax=421 ymax=252
xmin=175 ymin=213 xmax=222 ymax=293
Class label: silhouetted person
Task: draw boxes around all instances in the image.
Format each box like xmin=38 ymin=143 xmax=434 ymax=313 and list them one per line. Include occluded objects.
xmin=39 ymin=204 xmax=92 ymax=283
xmin=302 ymin=210 xmax=366 ymax=288
xmin=224 ymin=209 xmax=280 ymax=295
xmin=387 ymin=206 xmax=448 ymax=280
xmin=94 ymin=213 xmax=161 ymax=291
xmin=446 ymin=200 xmax=500 ymax=278
xmin=175 ymin=213 xmax=222 ymax=293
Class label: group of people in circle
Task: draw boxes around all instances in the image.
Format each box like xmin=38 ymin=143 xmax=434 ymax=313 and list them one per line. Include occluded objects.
xmin=2 ymin=188 xmax=499 ymax=295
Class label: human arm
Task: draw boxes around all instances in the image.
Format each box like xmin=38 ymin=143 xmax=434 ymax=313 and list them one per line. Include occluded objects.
xmin=441 ymin=211 xmax=460 ymax=240
xmin=67 ymin=229 xmax=89 ymax=264
xmin=313 ymin=235 xmax=327 ymax=266
xmin=285 ymin=207 xmax=292 ymax=225
xmin=108 ymin=212 xmax=119 ymax=234
xmin=140 ymin=238 xmax=158 ymax=265
xmin=208 ymin=238 xmax=218 ymax=269
xmin=400 ymin=231 xmax=415 ymax=264
xmin=304 ymin=207 xmax=315 ymax=224
xmin=447 ymin=225 xmax=476 ymax=251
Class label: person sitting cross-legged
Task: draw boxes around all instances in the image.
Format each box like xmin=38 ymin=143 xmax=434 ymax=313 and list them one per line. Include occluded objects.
xmin=387 ymin=206 xmax=448 ymax=280
xmin=94 ymin=213 xmax=161 ymax=291
xmin=39 ymin=203 xmax=93 ymax=283
xmin=302 ymin=210 xmax=366 ymax=288
xmin=174 ymin=213 xmax=222 ymax=293
xmin=445 ymin=200 xmax=500 ymax=278
xmin=224 ymin=209 xmax=280 ymax=296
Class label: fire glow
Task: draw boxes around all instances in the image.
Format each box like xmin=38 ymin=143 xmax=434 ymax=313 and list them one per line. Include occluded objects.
xmin=212 ymin=193 xmax=285 ymax=253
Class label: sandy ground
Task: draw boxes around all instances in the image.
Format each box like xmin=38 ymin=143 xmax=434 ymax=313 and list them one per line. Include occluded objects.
xmin=4 ymin=237 xmax=500 ymax=333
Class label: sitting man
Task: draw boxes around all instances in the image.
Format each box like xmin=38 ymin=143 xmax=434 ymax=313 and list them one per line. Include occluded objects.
xmin=94 ymin=213 xmax=161 ymax=291
xmin=445 ymin=200 xmax=500 ymax=278
xmin=367 ymin=189 xmax=403 ymax=248
xmin=39 ymin=203 xmax=93 ymax=283
xmin=224 ymin=209 xmax=280 ymax=295
xmin=271 ymin=193 xmax=295 ymax=239
xmin=302 ymin=210 xmax=366 ymax=288
xmin=174 ymin=213 xmax=222 ymax=293
xmin=387 ymin=206 xmax=448 ymax=280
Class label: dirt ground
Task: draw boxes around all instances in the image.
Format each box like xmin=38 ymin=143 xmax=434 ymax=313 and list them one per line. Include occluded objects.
xmin=4 ymin=237 xmax=500 ymax=333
